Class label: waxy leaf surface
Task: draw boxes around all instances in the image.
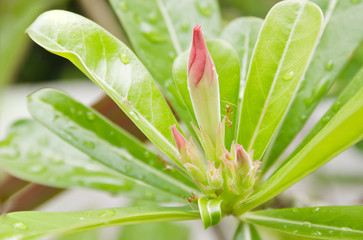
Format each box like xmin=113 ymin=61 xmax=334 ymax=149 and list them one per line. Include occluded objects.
xmin=0 ymin=119 xmax=182 ymax=202
xmin=236 ymin=78 xmax=363 ymax=214
xmin=26 ymin=10 xmax=182 ymax=167
xmin=109 ymin=0 xmax=221 ymax=124
xmin=237 ymin=0 xmax=323 ymax=160
xmin=28 ymin=89 xmax=198 ymax=200
xmin=242 ymin=206 xmax=363 ymax=239
xmin=263 ymin=0 xmax=363 ymax=170
xmin=0 ymin=207 xmax=199 ymax=240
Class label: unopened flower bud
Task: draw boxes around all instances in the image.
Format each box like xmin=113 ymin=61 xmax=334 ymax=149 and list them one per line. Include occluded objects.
xmin=188 ymin=25 xmax=220 ymax=145
xmin=207 ymin=161 xmax=223 ymax=189
xmin=170 ymin=125 xmax=207 ymax=185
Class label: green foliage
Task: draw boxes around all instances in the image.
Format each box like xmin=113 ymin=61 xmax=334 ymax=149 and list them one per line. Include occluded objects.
xmin=0 ymin=206 xmax=199 ymax=239
xmin=0 ymin=0 xmax=362 ymax=239
xmin=242 ymin=206 xmax=363 ymax=239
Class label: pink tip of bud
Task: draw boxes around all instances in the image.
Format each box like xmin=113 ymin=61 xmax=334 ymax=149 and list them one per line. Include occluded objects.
xmin=188 ymin=24 xmax=214 ymax=85
xmin=170 ymin=125 xmax=188 ymax=151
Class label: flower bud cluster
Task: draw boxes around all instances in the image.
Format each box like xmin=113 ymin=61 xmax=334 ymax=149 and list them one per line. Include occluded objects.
xmin=170 ymin=25 xmax=260 ymax=203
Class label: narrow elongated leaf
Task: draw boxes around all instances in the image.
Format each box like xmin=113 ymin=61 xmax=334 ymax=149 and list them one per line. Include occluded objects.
xmin=221 ymin=17 xmax=263 ymax=84
xmin=0 ymin=206 xmax=199 ymax=240
xmin=237 ymin=0 xmax=323 ymax=160
xmin=119 ymin=222 xmax=189 ymax=240
xmin=263 ymin=0 xmax=363 ymax=170
xmin=234 ymin=222 xmax=262 ymax=240
xmin=242 ymin=206 xmax=363 ymax=239
xmin=173 ymin=39 xmax=240 ymax=146
xmin=235 ymin=83 xmax=363 ymax=214
xmin=109 ymin=0 xmax=221 ymax=124
xmin=282 ymin=68 xmax=363 ymax=165
xmin=0 ymin=120 xmax=182 ymax=202
xmin=198 ymin=197 xmax=222 ymax=229
xmin=26 ymin=10 xmax=181 ymax=167
xmin=28 ymin=89 xmax=198 ymax=199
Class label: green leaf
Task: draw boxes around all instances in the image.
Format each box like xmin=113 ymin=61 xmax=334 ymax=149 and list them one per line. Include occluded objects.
xmin=221 ymin=17 xmax=263 ymax=84
xmin=0 ymin=206 xmax=199 ymax=240
xmin=235 ymin=78 xmax=363 ymax=214
xmin=263 ymin=0 xmax=363 ymax=170
xmin=26 ymin=10 xmax=182 ymax=168
xmin=119 ymin=222 xmax=189 ymax=240
xmin=242 ymin=206 xmax=363 ymax=239
xmin=172 ymin=39 xmax=240 ymax=146
xmin=198 ymin=196 xmax=222 ymax=229
xmin=237 ymin=0 xmax=323 ymax=160
xmin=58 ymin=229 xmax=99 ymax=240
xmin=0 ymin=0 xmax=66 ymax=88
xmin=28 ymin=89 xmax=198 ymax=199
xmin=109 ymin=0 xmax=221 ymax=124
xmin=0 ymin=119 xmax=182 ymax=202
xmin=234 ymin=222 xmax=262 ymax=240
xmin=282 ymin=68 xmax=363 ymax=166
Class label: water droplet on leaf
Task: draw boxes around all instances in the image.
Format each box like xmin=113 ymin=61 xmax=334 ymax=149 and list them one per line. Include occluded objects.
xmin=322 ymin=116 xmax=331 ymax=123
xmin=333 ymin=101 xmax=341 ymax=112
xmin=195 ymin=1 xmax=213 ymax=16
xmin=140 ymin=22 xmax=166 ymax=43
xmin=325 ymin=59 xmax=334 ymax=71
xmin=303 ymin=222 xmax=312 ymax=228
xmin=86 ymin=112 xmax=95 ymax=121
xmin=148 ymin=11 xmax=158 ymax=22
xmin=120 ymin=53 xmax=130 ymax=64
xmin=282 ymin=71 xmax=295 ymax=81
xmin=12 ymin=222 xmax=27 ymax=230
xmin=28 ymin=165 xmax=46 ymax=173
xmin=119 ymin=1 xmax=128 ymax=11
xmin=83 ymin=141 xmax=95 ymax=149
xmin=98 ymin=210 xmax=116 ymax=218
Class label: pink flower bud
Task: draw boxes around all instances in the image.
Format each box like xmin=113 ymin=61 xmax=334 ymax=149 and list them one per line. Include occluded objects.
xmin=188 ymin=25 xmax=220 ymax=145
xmin=188 ymin=25 xmax=215 ymax=85
xmin=235 ymin=144 xmax=252 ymax=174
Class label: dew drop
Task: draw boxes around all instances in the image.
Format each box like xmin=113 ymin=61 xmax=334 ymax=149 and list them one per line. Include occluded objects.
xmin=195 ymin=1 xmax=213 ymax=16
xmin=148 ymin=11 xmax=158 ymax=23
xmin=51 ymin=155 xmax=63 ymax=165
xmin=28 ymin=165 xmax=46 ymax=173
xmin=299 ymin=115 xmax=307 ymax=121
xmin=1 ymin=148 xmax=20 ymax=159
xmin=12 ymin=222 xmax=27 ymax=230
xmin=341 ymin=227 xmax=352 ymax=232
xmin=332 ymin=101 xmax=341 ymax=112
xmin=292 ymin=207 xmax=298 ymax=213
xmin=129 ymin=111 xmax=139 ymax=121
xmin=119 ymin=1 xmax=128 ymax=11
xmin=282 ymin=71 xmax=295 ymax=81
xmin=303 ymin=222 xmax=312 ymax=228
xmin=325 ymin=59 xmax=334 ymax=71
xmin=181 ymin=22 xmax=189 ymax=31
xmin=292 ymin=230 xmax=298 ymax=234
xmin=164 ymin=79 xmax=173 ymax=88
xmin=168 ymin=51 xmax=176 ymax=59
xmin=140 ymin=22 xmax=166 ymax=43
xmin=314 ymin=207 xmax=320 ymax=213
xmin=144 ymin=151 xmax=151 ymax=158
xmin=27 ymin=148 xmax=40 ymax=158
xmin=83 ymin=140 xmax=95 ymax=149
xmin=79 ymin=217 xmax=85 ymax=220
xmin=120 ymin=53 xmax=130 ymax=64
xmin=98 ymin=210 xmax=116 ymax=218
xmin=350 ymin=0 xmax=361 ymax=4
xmin=322 ymin=116 xmax=331 ymax=123
xmin=86 ymin=112 xmax=96 ymax=121
xmin=77 ymin=110 xmax=83 ymax=116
